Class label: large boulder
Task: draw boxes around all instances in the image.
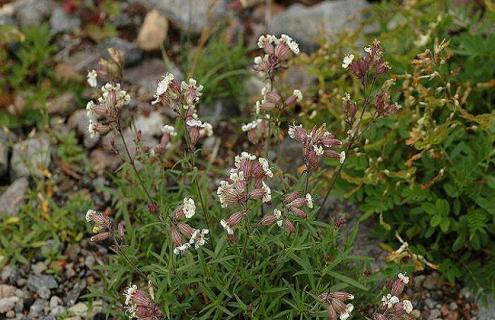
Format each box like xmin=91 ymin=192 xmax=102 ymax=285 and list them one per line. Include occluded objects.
xmin=0 ymin=177 xmax=29 ymax=216
xmin=268 ymin=0 xmax=368 ymax=51
xmin=14 ymin=0 xmax=55 ymax=27
xmin=136 ymin=0 xmax=227 ymax=34
xmin=10 ymin=135 xmax=51 ymax=179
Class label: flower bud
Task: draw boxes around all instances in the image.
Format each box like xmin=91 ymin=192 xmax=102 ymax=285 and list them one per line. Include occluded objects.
xmin=90 ymin=231 xmax=111 ymax=242
xmin=259 ymin=214 xmax=277 ymax=226
xmin=177 ymin=222 xmax=195 ymax=238
xmin=227 ymin=211 xmax=245 ymax=226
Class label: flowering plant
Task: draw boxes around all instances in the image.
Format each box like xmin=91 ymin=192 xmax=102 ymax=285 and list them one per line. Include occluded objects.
xmin=81 ymin=36 xmax=404 ymax=319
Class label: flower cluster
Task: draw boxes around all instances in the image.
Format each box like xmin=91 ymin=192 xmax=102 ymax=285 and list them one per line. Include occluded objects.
xmin=184 ymin=107 xmax=213 ymax=149
xmin=241 ymin=118 xmax=269 ymax=144
xmin=319 ymin=291 xmax=355 ymax=320
xmin=217 ymin=152 xmax=273 ymax=241
xmin=150 ymin=125 xmax=177 ymax=156
xmin=150 ymin=74 xmax=212 ymax=152
xmin=375 ymin=91 xmax=401 ymax=117
xmin=259 ymin=192 xmax=313 ymax=233
xmin=85 ymin=209 xmax=124 ymax=242
xmin=123 ymin=284 xmax=163 ymax=320
xmin=342 ymin=40 xmax=390 ymax=83
xmin=151 ymin=73 xmax=204 ymax=110
xmin=169 ymin=198 xmax=209 ymax=255
xmin=86 ymin=83 xmax=131 ymax=138
xmin=373 ymin=273 xmax=414 ymax=320
xmin=253 ymin=34 xmax=299 ymax=79
xmin=288 ymin=124 xmax=344 ymax=171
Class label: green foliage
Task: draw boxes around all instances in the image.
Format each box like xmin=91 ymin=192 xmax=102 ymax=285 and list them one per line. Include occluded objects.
xmin=90 ymin=159 xmax=374 ymax=319
xmin=0 ymin=185 xmax=90 ymax=267
xmin=8 ymin=24 xmax=56 ymax=88
xmin=184 ymin=33 xmax=250 ymax=105
xmin=304 ymin=0 xmax=495 ymax=296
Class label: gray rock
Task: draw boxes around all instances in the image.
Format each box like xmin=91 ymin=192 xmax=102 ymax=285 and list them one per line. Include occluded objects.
xmin=100 ymin=38 xmax=143 ymax=67
xmin=268 ymin=0 xmax=368 ymax=50
xmin=11 ymin=135 xmax=51 ymax=179
xmin=49 ymin=296 xmax=62 ymax=309
xmin=68 ymin=302 xmax=87 ymax=317
xmin=102 ymin=113 xmax=160 ymax=158
xmin=0 ymin=15 xmax=16 ymax=26
xmin=84 ymin=255 xmax=95 ymax=269
xmin=50 ymin=7 xmax=81 ymax=34
xmin=14 ymin=0 xmax=55 ymax=27
xmin=47 ymin=93 xmax=76 ymax=116
xmin=284 ymin=65 xmax=317 ymax=93
xmin=26 ymin=275 xmax=57 ymax=299
xmin=62 ymin=48 xmax=100 ymax=74
xmin=0 ymin=177 xmax=29 ymax=216
xmin=1 ymin=266 xmax=17 ymax=284
xmin=137 ymin=0 xmax=227 ymax=34
xmin=198 ymin=98 xmax=240 ymax=126
xmin=0 ymin=296 xmax=19 ymax=314
xmin=50 ymin=305 xmax=65 ymax=317
xmin=28 ymin=299 xmax=49 ymax=318
xmin=65 ymin=280 xmax=86 ymax=306
xmin=68 ymin=110 xmax=99 ymax=149
xmin=478 ymin=297 xmax=495 ymax=320
xmin=0 ymin=285 xmax=16 ymax=299
xmin=32 ymin=261 xmax=47 ymax=275
xmin=124 ymin=58 xmax=182 ymax=93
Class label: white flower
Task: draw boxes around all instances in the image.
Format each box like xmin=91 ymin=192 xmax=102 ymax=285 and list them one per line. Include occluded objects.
xmin=161 ymin=125 xmax=177 ymax=136
xmin=305 ymin=194 xmax=313 ymax=208
xmin=381 ymin=294 xmax=400 ymax=309
xmin=85 ymin=209 xmax=96 ymax=222
xmin=152 ymin=73 xmax=174 ymax=105
xmin=87 ymin=70 xmax=98 ymax=88
xmin=261 ymin=181 xmax=271 ymax=203
xmin=173 ymin=243 xmax=191 ymax=255
xmin=186 ymin=119 xmax=213 ymax=136
xmin=229 ymin=170 xmax=245 ymax=183
xmin=288 ymin=124 xmax=302 ymax=139
xmin=234 ymin=152 xmax=257 ymax=168
xmin=339 ymin=151 xmax=346 ymax=164
xmin=255 ymin=100 xmax=261 ymax=114
xmin=258 ymin=158 xmax=273 ymax=178
xmin=398 ymin=273 xmax=409 ymax=284
xmin=342 ymin=54 xmax=355 ymax=69
xmin=364 ymin=46 xmax=372 ymax=54
xmin=402 ymin=300 xmax=413 ymax=313
xmin=123 ymin=284 xmax=137 ymax=305
xmin=339 ymin=304 xmax=353 ymax=320
xmin=293 ymin=89 xmax=303 ymax=102
xmin=342 ymin=93 xmax=351 ymax=102
xmin=216 ymin=181 xmax=230 ymax=208
xmin=280 ymin=34 xmax=300 ymax=55
xmin=189 ymin=229 xmax=209 ymax=249
xmin=182 ymin=198 xmax=196 ymax=219
xmin=254 ymin=56 xmax=262 ymax=65
xmin=257 ymin=34 xmax=277 ymax=48
xmin=274 ymin=209 xmax=283 ymax=227
xmin=86 ymin=101 xmax=96 ymax=119
xmin=88 ymin=120 xmax=98 ymax=138
xmin=313 ymin=145 xmax=324 ymax=156
xmin=220 ymin=219 xmax=234 ymax=235
xmin=241 ymin=119 xmax=261 ymax=132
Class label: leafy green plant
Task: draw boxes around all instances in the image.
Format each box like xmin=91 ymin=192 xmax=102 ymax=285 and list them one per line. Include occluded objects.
xmin=302 ymin=0 xmax=495 ymax=296
xmin=0 ymin=186 xmax=90 ymax=267
xmin=79 ymin=34 xmax=411 ymax=319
